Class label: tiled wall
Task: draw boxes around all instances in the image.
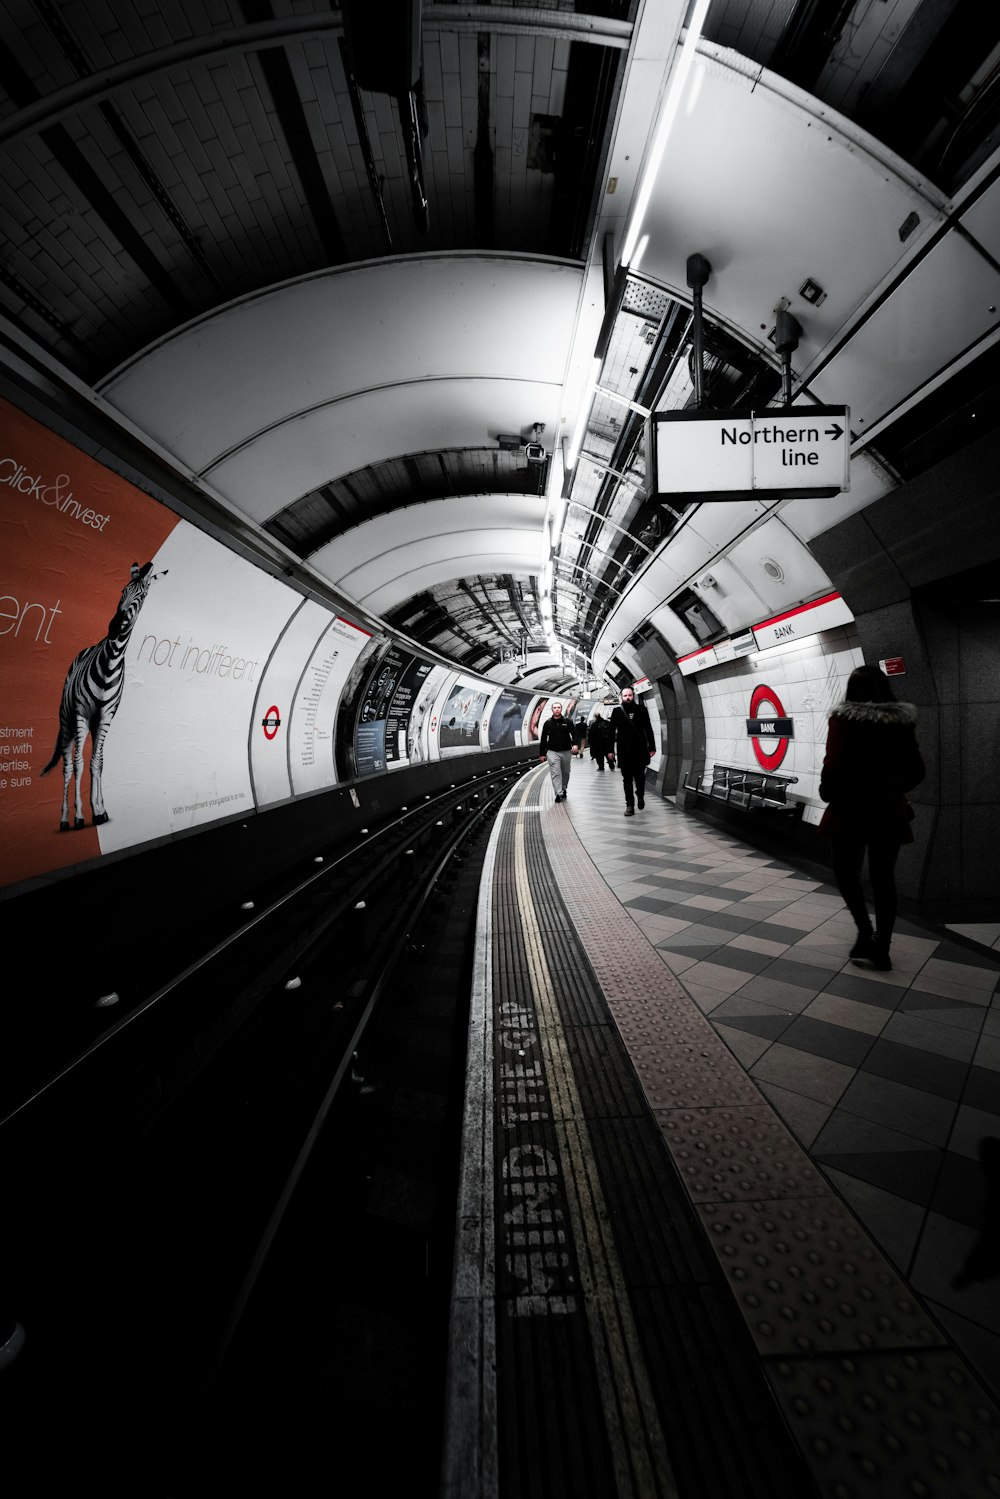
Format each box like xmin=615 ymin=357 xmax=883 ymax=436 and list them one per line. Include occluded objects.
xmin=695 ymin=626 xmax=864 ymax=823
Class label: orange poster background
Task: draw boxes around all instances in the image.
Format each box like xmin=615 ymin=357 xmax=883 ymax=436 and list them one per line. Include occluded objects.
xmin=0 ymin=396 xmax=180 ymax=891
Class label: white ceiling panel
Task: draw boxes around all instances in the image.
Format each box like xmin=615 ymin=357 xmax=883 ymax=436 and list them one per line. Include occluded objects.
xmin=807 ymin=231 xmax=1000 ymax=432
xmin=199 ymin=380 xmax=564 ymax=522
xmin=684 ymin=555 xmax=771 ymax=628
xmin=98 ymin=256 xmax=583 ymax=474
xmin=726 ymin=514 xmax=835 ymax=617
xmin=647 ymin=603 xmax=700 ymax=658
xmin=634 ymin=46 xmax=947 ymax=378
xmin=342 ymin=543 xmax=548 ymax=618
xmin=959 ymin=176 xmax=1000 ymax=262
xmin=683 ymin=498 xmax=772 ymax=549
xmin=309 ymin=495 xmax=547 ymax=611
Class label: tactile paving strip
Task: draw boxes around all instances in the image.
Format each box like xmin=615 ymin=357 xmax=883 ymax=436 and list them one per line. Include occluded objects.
xmin=697 ymin=1196 xmax=941 ymax=1357
xmin=656 ymin=1105 xmax=833 ymax=1204
xmin=769 ymin=1350 xmax=1000 ymax=1499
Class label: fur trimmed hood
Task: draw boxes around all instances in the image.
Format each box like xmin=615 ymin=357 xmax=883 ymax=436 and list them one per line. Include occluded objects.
xmin=829 ymin=699 xmax=918 ymax=725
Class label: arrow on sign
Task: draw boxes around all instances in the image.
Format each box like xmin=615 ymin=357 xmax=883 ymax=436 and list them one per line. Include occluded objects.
xmin=825 ymin=423 xmax=843 ymax=440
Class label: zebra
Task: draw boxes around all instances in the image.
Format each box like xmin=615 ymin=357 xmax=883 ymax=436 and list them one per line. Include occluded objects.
xmin=41 ymin=560 xmax=167 ymax=831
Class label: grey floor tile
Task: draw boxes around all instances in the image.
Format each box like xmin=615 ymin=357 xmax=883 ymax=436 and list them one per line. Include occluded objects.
xmin=910 ymin=1213 xmax=1000 ymax=1337
xmin=713 ymin=1023 xmax=774 ymax=1068
xmin=812 ymin=1145 xmax=942 ymax=1208
xmin=778 ymin=1013 xmax=876 ymax=1069
xmin=965 ymin=1064 xmax=1000 ymax=1113
xmin=698 ymin=945 xmax=774 ymax=975
xmin=689 ymin=909 xmax=761 ymax=934
xmin=761 ymin=955 xmax=851 ymax=991
xmin=680 ymin=960 xmax=757 ymax=996
xmin=659 ymin=923 xmax=735 ymax=949
xmin=803 ymin=991 xmax=888 ymax=1037
xmin=755 ymin=1081 xmax=833 ymax=1149
xmin=746 ymin=920 xmax=821 ymax=946
xmin=861 ymin=1038 xmax=969 ymax=1103
xmin=730 ymin=973 xmax=819 ymax=1015
xmin=880 ymin=1011 xmax=978 ymax=1063
xmin=710 ymin=994 xmax=798 ymax=1039
xmin=750 ymin=1042 xmax=855 ymax=1105
xmin=897 ymin=989 xmax=986 ymax=1033
xmin=926 ymin=940 xmax=1000 ymax=974
xmin=836 ymin=1070 xmax=958 ymax=1147
xmin=622 ymin=893 xmax=687 ymax=914
xmin=823 ymin=971 xmax=902 ymax=1010
xmin=930 ymin=1149 xmax=995 ymax=1231
xmin=974 ymin=1033 xmax=1000 ymax=1073
xmin=821 ymin=1166 xmax=925 ymax=1274
xmin=948 ymin=1105 xmax=1000 ymax=1161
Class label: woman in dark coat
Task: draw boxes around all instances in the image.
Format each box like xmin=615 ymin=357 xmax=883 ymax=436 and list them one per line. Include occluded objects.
xmin=819 ymin=664 xmax=925 ymax=971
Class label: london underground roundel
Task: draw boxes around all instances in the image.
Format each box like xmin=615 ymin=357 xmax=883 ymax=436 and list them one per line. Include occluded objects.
xmin=749 ymin=684 xmax=789 ymax=770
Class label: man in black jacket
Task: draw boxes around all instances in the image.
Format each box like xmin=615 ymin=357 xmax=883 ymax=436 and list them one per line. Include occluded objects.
xmin=609 ymin=687 xmax=656 ymax=816
xmin=538 ymin=702 xmax=579 ymax=802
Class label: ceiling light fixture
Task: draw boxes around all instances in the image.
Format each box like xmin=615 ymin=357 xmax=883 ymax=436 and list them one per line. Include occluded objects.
xmin=621 ymin=0 xmax=713 ymax=268
xmin=566 ymin=356 xmax=602 ymax=471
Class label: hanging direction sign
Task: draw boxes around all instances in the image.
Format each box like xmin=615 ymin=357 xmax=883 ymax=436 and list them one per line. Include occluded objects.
xmin=648 ymin=405 xmax=850 ymax=501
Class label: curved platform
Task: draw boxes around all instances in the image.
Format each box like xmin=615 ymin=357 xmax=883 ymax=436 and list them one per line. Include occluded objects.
xmin=445 ymin=761 xmax=1000 ymax=1497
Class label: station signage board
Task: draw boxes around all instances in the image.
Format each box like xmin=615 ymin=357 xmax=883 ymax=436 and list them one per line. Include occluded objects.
xmin=648 ymin=405 xmax=850 ymax=502
xmin=751 ymin=591 xmax=853 ymax=651
xmin=676 ymin=645 xmax=717 ymax=677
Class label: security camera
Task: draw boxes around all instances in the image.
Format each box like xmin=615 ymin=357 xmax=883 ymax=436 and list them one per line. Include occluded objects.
xmin=524 ymin=441 xmax=546 ymax=463
xmin=700 ymin=573 xmax=717 ymax=589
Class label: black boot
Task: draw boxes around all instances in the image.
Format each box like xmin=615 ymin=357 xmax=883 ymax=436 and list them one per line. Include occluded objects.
xmin=850 ymin=926 xmax=875 ymax=963
xmin=870 ymin=933 xmax=892 ymax=971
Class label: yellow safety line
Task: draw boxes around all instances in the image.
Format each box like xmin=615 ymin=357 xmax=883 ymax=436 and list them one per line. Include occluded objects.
xmin=509 ymin=778 xmax=677 ymax=1499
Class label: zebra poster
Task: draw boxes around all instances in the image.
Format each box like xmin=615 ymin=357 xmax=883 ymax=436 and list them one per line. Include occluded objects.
xmin=1 ymin=396 xmax=178 ymax=888
xmin=1 ymin=397 xmax=307 ymax=891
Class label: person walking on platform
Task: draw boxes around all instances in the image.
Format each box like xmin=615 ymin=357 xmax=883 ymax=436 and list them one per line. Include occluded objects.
xmin=539 ymin=702 xmax=579 ymax=802
xmin=587 ymin=709 xmax=612 ymax=771
xmin=819 ymin=664 xmax=925 ymax=971
xmin=609 ymin=687 xmax=655 ymax=816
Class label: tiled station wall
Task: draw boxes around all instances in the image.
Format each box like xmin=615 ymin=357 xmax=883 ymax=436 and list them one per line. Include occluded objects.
xmin=694 ymin=627 xmax=864 ymax=825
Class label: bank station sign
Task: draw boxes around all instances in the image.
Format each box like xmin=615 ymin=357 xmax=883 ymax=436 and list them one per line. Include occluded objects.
xmin=649 ymin=405 xmax=850 ymax=502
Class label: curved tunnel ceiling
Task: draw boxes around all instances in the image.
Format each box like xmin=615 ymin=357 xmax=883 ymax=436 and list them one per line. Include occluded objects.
xmin=2 ymin=1 xmax=1000 ymax=688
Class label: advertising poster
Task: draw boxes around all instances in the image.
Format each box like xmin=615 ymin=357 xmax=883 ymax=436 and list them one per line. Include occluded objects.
xmin=439 ymin=681 xmax=491 ymax=753
xmin=1 ymin=396 xmax=181 ymax=889
xmin=384 ymin=654 xmax=433 ymax=768
xmin=406 ymin=663 xmax=450 ymax=764
xmin=527 ymin=697 xmax=549 ymax=743
xmin=250 ymin=599 xmax=332 ymax=807
xmin=486 ymin=687 xmax=533 ymax=748
xmin=93 ymin=518 xmax=298 ymax=851
xmin=354 ymin=643 xmax=410 ymax=777
xmin=284 ymin=611 xmax=372 ymax=796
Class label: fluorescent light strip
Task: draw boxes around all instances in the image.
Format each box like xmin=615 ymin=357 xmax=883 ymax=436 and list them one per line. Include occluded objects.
xmin=593 ymin=383 xmax=651 ymax=418
xmin=621 ymin=0 xmax=713 ymax=267
xmin=566 ymin=356 xmax=602 ymax=470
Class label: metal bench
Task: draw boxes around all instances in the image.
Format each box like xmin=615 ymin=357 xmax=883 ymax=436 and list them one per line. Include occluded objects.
xmin=685 ymin=763 xmax=801 ymax=816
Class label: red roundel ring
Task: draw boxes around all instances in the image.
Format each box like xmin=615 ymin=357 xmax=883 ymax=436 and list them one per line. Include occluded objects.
xmin=749 ymin=684 xmax=788 ymax=770
xmin=262 ymin=705 xmax=281 ymax=741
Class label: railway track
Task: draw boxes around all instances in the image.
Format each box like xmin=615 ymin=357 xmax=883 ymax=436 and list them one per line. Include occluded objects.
xmin=1 ymin=760 xmax=534 ymax=1495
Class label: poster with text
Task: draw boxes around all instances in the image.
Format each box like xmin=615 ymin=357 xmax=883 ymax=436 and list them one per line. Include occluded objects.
xmin=439 ymin=680 xmax=491 ymax=752
xmin=1 ymin=396 xmax=181 ymax=888
xmin=406 ymin=663 xmax=451 ymax=764
xmin=486 ymin=687 xmax=533 ymax=748
xmin=285 ymin=611 xmax=372 ymax=796
xmin=353 ymin=643 xmax=411 ymax=777
xmin=95 ymin=518 xmax=298 ymax=850
xmin=384 ymin=654 xmax=433 ymax=768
